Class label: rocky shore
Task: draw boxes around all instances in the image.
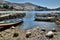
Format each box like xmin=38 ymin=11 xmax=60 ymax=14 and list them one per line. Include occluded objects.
xmin=0 ymin=26 xmax=60 ymax=40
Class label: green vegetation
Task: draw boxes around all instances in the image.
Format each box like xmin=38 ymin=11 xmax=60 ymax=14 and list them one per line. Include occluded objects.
xmin=3 ymin=4 xmax=9 ymax=9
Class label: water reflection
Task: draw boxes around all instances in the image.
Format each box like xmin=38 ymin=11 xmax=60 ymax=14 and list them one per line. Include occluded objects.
xmin=0 ymin=18 xmax=22 ymax=24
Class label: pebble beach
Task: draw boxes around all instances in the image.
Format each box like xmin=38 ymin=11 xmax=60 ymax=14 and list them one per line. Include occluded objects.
xmin=0 ymin=26 xmax=60 ymax=40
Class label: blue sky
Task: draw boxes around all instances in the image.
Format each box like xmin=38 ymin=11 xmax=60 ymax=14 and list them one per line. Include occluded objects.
xmin=5 ymin=0 xmax=60 ymax=8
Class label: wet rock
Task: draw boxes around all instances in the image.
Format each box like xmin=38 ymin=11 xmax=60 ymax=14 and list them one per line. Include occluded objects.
xmin=46 ymin=31 xmax=54 ymax=38
xmin=26 ymin=30 xmax=31 ymax=38
xmin=41 ymin=28 xmax=46 ymax=32
xmin=52 ymin=28 xmax=56 ymax=32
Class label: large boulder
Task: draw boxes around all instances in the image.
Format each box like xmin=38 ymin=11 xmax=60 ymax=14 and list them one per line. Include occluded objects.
xmin=46 ymin=31 xmax=54 ymax=38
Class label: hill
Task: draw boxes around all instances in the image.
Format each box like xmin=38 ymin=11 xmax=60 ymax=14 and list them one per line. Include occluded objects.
xmin=0 ymin=1 xmax=60 ymax=11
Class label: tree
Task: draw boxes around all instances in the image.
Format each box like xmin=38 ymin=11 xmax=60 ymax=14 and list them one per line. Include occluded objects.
xmin=3 ymin=4 xmax=9 ymax=9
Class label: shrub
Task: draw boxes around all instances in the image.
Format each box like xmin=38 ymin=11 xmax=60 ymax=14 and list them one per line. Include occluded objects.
xmin=3 ymin=4 xmax=9 ymax=9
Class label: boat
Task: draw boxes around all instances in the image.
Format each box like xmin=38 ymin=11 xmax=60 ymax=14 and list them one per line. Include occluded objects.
xmin=35 ymin=13 xmax=56 ymax=22
xmin=35 ymin=17 xmax=55 ymax=22
xmin=0 ymin=18 xmax=23 ymax=28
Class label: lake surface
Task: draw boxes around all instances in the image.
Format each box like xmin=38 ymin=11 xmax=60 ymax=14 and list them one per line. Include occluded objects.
xmin=19 ymin=11 xmax=60 ymax=30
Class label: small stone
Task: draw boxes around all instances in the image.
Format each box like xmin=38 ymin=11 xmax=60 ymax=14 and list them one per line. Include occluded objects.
xmin=41 ymin=28 xmax=46 ymax=32
xmin=27 ymin=30 xmax=31 ymax=32
xmin=52 ymin=28 xmax=56 ymax=32
xmin=36 ymin=27 xmax=39 ymax=30
xmin=11 ymin=26 xmax=15 ymax=29
xmin=46 ymin=31 xmax=54 ymax=38
xmin=26 ymin=30 xmax=31 ymax=38
xmin=13 ymin=33 xmax=19 ymax=37
xmin=40 ymin=31 xmax=44 ymax=34
xmin=33 ymin=28 xmax=37 ymax=31
xmin=0 ymin=34 xmax=3 ymax=37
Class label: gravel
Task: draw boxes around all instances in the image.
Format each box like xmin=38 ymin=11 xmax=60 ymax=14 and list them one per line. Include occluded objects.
xmin=0 ymin=26 xmax=60 ymax=40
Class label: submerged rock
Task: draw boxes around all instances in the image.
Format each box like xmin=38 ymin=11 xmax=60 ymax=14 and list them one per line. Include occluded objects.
xmin=52 ymin=28 xmax=56 ymax=32
xmin=46 ymin=31 xmax=54 ymax=38
xmin=36 ymin=27 xmax=40 ymax=30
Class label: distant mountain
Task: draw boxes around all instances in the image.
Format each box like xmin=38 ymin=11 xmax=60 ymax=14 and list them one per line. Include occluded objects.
xmin=54 ymin=7 xmax=60 ymax=11
xmin=0 ymin=1 xmax=60 ymax=11
xmin=0 ymin=1 xmax=49 ymax=11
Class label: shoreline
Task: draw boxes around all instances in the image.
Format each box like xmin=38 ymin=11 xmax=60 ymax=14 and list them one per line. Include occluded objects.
xmin=0 ymin=11 xmax=26 ymax=13
xmin=0 ymin=26 xmax=60 ymax=40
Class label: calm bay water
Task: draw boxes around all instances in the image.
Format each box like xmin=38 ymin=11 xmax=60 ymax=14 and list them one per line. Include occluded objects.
xmin=19 ymin=11 xmax=60 ymax=30
xmin=0 ymin=11 xmax=60 ymax=30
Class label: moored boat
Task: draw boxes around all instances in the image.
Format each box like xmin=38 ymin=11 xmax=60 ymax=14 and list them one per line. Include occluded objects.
xmin=0 ymin=18 xmax=23 ymax=28
xmin=35 ymin=17 xmax=55 ymax=22
xmin=35 ymin=13 xmax=57 ymax=22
